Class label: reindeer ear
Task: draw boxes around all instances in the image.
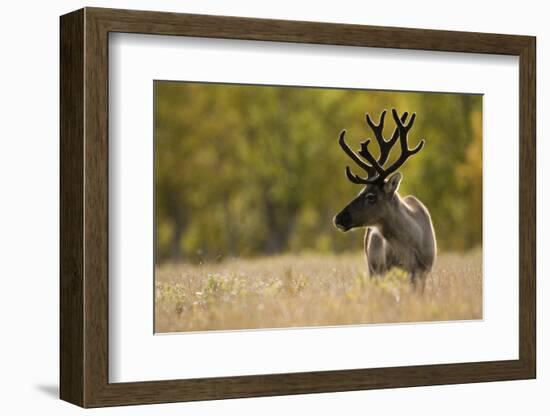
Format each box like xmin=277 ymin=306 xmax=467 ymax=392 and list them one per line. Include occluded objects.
xmin=383 ymin=172 xmax=402 ymax=194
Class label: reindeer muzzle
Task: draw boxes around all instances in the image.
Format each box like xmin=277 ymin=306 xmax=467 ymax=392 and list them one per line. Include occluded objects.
xmin=333 ymin=211 xmax=352 ymax=232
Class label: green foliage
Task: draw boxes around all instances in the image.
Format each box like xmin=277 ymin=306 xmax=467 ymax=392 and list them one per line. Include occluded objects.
xmin=155 ymin=81 xmax=482 ymax=262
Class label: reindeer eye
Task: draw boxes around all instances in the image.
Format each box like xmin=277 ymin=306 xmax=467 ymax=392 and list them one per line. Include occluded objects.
xmin=365 ymin=193 xmax=377 ymax=203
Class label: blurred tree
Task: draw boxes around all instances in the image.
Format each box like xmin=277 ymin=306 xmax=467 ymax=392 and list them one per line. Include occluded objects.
xmin=154 ymin=82 xmax=482 ymax=262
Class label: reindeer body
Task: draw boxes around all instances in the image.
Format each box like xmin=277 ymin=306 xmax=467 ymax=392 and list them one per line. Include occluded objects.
xmin=333 ymin=109 xmax=437 ymax=286
xmin=364 ymin=194 xmax=436 ymax=281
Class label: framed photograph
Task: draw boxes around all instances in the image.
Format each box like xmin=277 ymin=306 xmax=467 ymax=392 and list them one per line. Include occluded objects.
xmin=60 ymin=7 xmax=536 ymax=407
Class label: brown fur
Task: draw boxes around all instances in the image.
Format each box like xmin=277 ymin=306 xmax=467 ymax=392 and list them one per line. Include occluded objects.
xmin=334 ymin=173 xmax=437 ymax=287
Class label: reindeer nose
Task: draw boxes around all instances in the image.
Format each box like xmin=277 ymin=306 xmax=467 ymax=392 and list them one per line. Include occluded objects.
xmin=334 ymin=211 xmax=351 ymax=231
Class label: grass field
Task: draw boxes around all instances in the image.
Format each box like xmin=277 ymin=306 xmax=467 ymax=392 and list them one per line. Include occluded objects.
xmin=155 ymin=250 xmax=482 ymax=333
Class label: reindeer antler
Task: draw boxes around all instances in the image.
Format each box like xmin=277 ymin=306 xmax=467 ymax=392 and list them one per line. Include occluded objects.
xmin=338 ymin=109 xmax=425 ymax=185
xmin=365 ymin=110 xmax=408 ymax=166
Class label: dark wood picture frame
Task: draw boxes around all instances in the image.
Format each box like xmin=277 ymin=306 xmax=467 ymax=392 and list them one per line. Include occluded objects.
xmin=60 ymin=7 xmax=536 ymax=408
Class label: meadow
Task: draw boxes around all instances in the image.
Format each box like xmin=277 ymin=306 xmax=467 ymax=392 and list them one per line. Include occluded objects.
xmin=155 ymin=250 xmax=482 ymax=333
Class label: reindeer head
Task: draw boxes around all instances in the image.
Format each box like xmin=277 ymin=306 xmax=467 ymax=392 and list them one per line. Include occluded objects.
xmin=333 ymin=109 xmax=425 ymax=232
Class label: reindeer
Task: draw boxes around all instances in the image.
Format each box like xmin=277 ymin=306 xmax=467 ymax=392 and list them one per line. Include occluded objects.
xmin=333 ymin=109 xmax=436 ymax=289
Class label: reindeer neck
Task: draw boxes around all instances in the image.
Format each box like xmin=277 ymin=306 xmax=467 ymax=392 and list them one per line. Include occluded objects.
xmin=376 ymin=193 xmax=417 ymax=244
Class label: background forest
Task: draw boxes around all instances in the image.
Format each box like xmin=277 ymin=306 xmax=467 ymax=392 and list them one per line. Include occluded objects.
xmin=155 ymin=81 xmax=482 ymax=264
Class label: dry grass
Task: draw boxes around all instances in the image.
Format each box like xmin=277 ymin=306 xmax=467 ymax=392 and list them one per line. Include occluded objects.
xmin=155 ymin=250 xmax=482 ymax=333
